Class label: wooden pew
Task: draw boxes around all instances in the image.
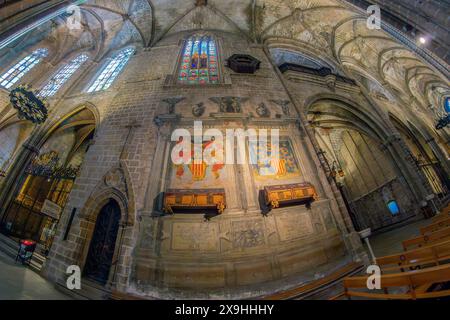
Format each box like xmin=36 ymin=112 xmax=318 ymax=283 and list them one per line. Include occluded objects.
xmin=342 ymin=264 xmax=450 ymax=300
xmin=403 ymin=226 xmax=450 ymax=251
xmin=261 ymin=262 xmax=364 ymax=300
xmin=377 ymin=240 xmax=450 ymax=273
xmin=421 ymin=217 xmax=450 ymax=235
xmin=432 ymin=212 xmax=450 ymax=222
xmin=442 ymin=205 xmax=450 ymax=215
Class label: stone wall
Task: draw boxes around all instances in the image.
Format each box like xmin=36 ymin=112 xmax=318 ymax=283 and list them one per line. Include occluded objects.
xmin=40 ymin=31 xmax=361 ymax=298
xmin=0 ymin=0 xmax=448 ymax=299
xmin=350 ymin=178 xmax=418 ymax=232
xmin=338 ymin=130 xmax=418 ymax=231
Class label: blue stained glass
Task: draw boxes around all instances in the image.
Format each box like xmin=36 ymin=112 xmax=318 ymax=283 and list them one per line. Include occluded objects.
xmin=445 ymin=97 xmax=450 ymax=113
xmin=39 ymin=54 xmax=88 ymax=98
xmin=0 ymin=48 xmax=48 ymax=89
xmin=88 ymin=48 xmax=134 ymax=93
xmin=387 ymin=201 xmax=400 ymax=215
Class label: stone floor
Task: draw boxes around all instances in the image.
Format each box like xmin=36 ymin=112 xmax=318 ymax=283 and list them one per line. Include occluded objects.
xmin=0 ymin=250 xmax=69 ymax=300
xmin=368 ymin=218 xmax=431 ymax=258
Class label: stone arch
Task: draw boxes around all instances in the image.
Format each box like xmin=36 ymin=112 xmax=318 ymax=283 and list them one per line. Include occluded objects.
xmin=307 ymin=96 xmax=424 ymax=231
xmin=26 ymin=102 xmax=100 ymax=151
xmin=80 ymin=187 xmax=130 ymax=227
xmin=0 ymin=103 xmax=99 ymax=240
xmin=265 ymin=39 xmax=342 ymax=74
xmin=78 ymin=194 xmax=125 ymax=286
xmin=305 ymin=93 xmax=390 ymax=142
xmin=76 ymin=177 xmax=134 ymax=287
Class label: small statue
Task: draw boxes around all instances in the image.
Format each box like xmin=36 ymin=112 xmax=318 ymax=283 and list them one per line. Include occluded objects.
xmin=209 ymin=97 xmax=247 ymax=113
xmin=271 ymin=100 xmax=291 ymax=116
xmin=192 ymin=102 xmax=206 ymax=117
xmin=162 ymin=97 xmax=185 ymax=114
xmin=256 ymin=102 xmax=270 ymax=118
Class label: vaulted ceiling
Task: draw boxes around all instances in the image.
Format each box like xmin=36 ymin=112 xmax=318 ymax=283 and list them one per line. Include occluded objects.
xmin=3 ymin=0 xmax=450 ymax=122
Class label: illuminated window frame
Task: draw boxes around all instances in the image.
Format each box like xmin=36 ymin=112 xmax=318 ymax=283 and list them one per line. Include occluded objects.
xmin=177 ymin=35 xmax=220 ymax=85
xmin=87 ymin=48 xmax=135 ymax=93
xmin=387 ymin=200 xmax=400 ymax=216
xmin=0 ymin=48 xmax=48 ymax=89
xmin=39 ymin=54 xmax=89 ymax=98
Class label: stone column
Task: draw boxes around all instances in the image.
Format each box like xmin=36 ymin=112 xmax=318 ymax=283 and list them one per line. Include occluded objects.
xmin=0 ymin=141 xmax=39 ymax=219
xmin=409 ymin=110 xmax=450 ymax=178
xmin=142 ymin=120 xmax=172 ymax=216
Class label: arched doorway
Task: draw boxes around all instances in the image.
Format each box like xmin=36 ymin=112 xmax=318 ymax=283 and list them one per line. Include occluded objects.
xmin=307 ymin=98 xmax=420 ymax=232
xmin=0 ymin=107 xmax=96 ymax=252
xmin=83 ymin=199 xmax=121 ymax=285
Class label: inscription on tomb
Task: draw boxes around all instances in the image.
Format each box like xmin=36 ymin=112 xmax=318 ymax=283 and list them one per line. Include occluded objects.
xmin=276 ymin=212 xmax=314 ymax=241
xmin=232 ymin=219 xmax=265 ymax=248
xmin=172 ymin=222 xmax=219 ymax=251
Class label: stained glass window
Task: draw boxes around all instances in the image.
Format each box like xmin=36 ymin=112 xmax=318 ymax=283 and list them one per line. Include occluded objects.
xmin=39 ymin=54 xmax=88 ymax=98
xmin=87 ymin=47 xmax=135 ymax=93
xmin=0 ymin=48 xmax=48 ymax=89
xmin=178 ymin=36 xmax=219 ymax=85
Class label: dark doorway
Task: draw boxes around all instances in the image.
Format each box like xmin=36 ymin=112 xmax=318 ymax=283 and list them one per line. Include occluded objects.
xmin=83 ymin=199 xmax=121 ymax=285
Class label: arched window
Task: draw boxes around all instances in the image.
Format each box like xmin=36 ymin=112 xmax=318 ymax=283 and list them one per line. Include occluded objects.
xmin=87 ymin=48 xmax=135 ymax=93
xmin=39 ymin=54 xmax=89 ymax=98
xmin=178 ymin=35 xmax=219 ymax=85
xmin=0 ymin=48 xmax=48 ymax=89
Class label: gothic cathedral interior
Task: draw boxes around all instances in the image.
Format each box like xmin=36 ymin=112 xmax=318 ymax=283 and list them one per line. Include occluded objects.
xmin=0 ymin=0 xmax=449 ymax=301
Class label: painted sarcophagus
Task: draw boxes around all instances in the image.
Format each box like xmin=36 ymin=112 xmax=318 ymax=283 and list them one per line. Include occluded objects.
xmin=163 ymin=189 xmax=226 ymax=215
xmin=260 ymin=183 xmax=319 ymax=214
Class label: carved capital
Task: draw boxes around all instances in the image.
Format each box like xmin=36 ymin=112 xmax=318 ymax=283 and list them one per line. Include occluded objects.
xmin=162 ymin=97 xmax=186 ymax=114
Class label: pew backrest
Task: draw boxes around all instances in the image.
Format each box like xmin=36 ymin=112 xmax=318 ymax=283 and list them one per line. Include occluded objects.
xmin=343 ymin=264 xmax=450 ymax=300
xmin=377 ymin=239 xmax=450 ymax=272
xmin=421 ymin=217 xmax=450 ymax=235
xmin=403 ymin=226 xmax=450 ymax=251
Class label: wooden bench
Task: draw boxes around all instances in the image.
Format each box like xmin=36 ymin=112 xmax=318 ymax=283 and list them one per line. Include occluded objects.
xmin=421 ymin=217 xmax=450 ymax=235
xmin=432 ymin=212 xmax=450 ymax=222
xmin=403 ymin=226 xmax=450 ymax=251
xmin=341 ymin=264 xmax=450 ymax=300
xmin=261 ymin=262 xmax=364 ymax=300
xmin=377 ymin=240 xmax=450 ymax=273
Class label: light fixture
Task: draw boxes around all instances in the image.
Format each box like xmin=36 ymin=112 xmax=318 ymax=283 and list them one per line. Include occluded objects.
xmin=9 ymin=85 xmax=48 ymax=124
xmin=419 ymin=37 xmax=427 ymax=44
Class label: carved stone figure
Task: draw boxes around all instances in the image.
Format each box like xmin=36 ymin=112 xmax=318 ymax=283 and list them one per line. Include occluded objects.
xmin=162 ymin=97 xmax=185 ymax=114
xmin=192 ymin=102 xmax=206 ymax=117
xmin=209 ymin=96 xmax=249 ymax=113
xmin=271 ymin=100 xmax=291 ymax=116
xmin=256 ymin=102 xmax=270 ymax=117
